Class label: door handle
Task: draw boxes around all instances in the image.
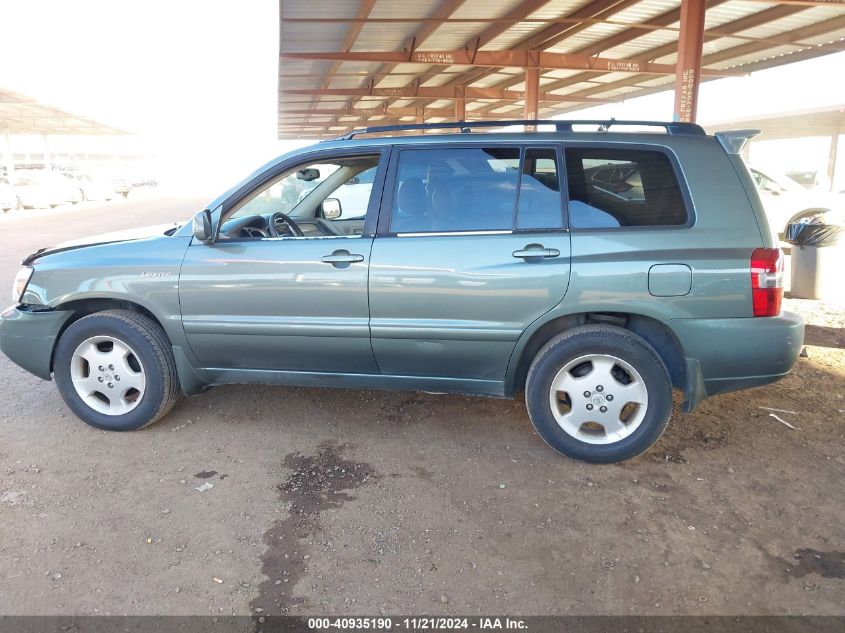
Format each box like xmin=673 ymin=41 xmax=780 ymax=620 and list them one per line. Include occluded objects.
xmin=512 ymin=244 xmax=560 ymax=261
xmin=321 ymin=249 xmax=364 ymax=268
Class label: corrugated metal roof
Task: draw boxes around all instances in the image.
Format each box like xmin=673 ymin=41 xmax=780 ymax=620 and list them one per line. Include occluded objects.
xmin=0 ymin=88 xmax=127 ymax=135
xmin=278 ymin=0 xmax=845 ymax=138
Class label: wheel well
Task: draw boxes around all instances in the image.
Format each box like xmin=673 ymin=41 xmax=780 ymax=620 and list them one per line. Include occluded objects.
xmin=511 ymin=312 xmax=687 ymax=395
xmin=50 ymin=299 xmax=170 ymax=372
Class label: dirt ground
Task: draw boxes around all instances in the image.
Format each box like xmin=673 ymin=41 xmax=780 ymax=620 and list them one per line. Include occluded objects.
xmin=0 ymin=195 xmax=842 ymax=616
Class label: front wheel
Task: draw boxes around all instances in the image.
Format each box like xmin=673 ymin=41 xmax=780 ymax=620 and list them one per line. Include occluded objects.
xmin=54 ymin=310 xmax=180 ymax=431
xmin=525 ymin=325 xmax=673 ymax=463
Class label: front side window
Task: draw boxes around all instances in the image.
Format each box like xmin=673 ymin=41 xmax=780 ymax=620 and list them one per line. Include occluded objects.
xmin=222 ymin=155 xmax=380 ymax=239
xmin=390 ymin=147 xmax=520 ymax=233
xmin=565 ymin=148 xmax=688 ymax=228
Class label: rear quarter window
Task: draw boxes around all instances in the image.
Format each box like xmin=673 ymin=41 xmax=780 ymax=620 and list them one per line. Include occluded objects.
xmin=565 ymin=147 xmax=688 ymax=228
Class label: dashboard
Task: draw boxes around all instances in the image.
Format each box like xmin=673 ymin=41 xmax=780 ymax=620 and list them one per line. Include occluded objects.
xmin=219 ymin=213 xmax=362 ymax=240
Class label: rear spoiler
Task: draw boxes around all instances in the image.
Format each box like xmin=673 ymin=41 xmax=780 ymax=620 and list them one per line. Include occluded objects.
xmin=714 ymin=129 xmax=761 ymax=155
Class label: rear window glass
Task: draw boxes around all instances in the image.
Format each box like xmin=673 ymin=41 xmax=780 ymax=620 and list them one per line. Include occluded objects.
xmin=390 ymin=147 xmax=520 ymax=233
xmin=564 ymin=148 xmax=688 ymax=228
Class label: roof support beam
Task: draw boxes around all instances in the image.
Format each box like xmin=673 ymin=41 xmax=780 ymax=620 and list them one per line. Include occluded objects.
xmin=280 ymin=85 xmax=615 ymax=103
xmin=378 ymin=0 xmax=556 ymax=117
xmin=470 ymin=0 xmax=805 ymax=116
xmin=281 ymin=49 xmax=743 ymax=77
xmin=524 ymin=58 xmax=540 ymax=121
xmin=404 ymin=0 xmax=641 ymax=110
xmin=674 ymin=0 xmax=706 ymax=123
xmin=741 ymin=0 xmax=844 ymax=4
xmin=367 ymin=0 xmax=470 ymax=101
xmin=454 ymin=86 xmax=466 ymax=121
xmin=553 ymin=10 xmax=845 ymax=112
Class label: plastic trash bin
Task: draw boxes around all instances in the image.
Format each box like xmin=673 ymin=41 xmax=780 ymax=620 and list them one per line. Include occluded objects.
xmin=784 ymin=223 xmax=844 ymax=300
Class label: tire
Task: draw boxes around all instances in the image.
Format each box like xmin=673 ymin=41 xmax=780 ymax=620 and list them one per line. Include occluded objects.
xmin=525 ymin=325 xmax=673 ymax=463
xmin=15 ymin=197 xmax=24 ymax=210
xmin=53 ymin=310 xmax=180 ymax=431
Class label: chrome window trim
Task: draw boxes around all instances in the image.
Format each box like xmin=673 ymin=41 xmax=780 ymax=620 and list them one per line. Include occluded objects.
xmin=395 ymin=230 xmax=513 ymax=238
xmin=254 ymin=234 xmax=363 ymax=242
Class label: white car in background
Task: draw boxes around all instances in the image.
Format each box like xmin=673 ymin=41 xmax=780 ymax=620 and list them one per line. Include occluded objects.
xmin=65 ymin=172 xmax=115 ymax=202
xmin=11 ymin=170 xmax=64 ymax=208
xmin=0 ymin=177 xmax=15 ymax=212
xmin=750 ymin=166 xmax=844 ymax=234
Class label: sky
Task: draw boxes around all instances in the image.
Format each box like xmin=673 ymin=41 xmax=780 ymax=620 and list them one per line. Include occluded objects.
xmin=1 ymin=1 xmax=843 ymax=188
xmin=0 ymin=0 xmax=291 ymax=187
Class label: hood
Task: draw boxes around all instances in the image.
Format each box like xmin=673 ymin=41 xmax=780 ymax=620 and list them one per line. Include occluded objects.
xmin=22 ymin=223 xmax=181 ymax=265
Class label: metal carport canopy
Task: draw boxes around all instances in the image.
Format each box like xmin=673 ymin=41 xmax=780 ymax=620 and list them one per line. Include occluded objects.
xmin=0 ymin=88 xmax=126 ymax=136
xmin=277 ymin=0 xmax=845 ymax=139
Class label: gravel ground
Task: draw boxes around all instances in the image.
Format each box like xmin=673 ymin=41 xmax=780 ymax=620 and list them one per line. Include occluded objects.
xmin=0 ymin=195 xmax=842 ymax=616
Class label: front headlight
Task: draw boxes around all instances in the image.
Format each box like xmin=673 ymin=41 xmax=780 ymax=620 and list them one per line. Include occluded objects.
xmin=12 ymin=267 xmax=33 ymax=302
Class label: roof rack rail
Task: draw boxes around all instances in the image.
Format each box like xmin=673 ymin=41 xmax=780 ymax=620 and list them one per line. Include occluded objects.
xmin=326 ymin=119 xmax=706 ymax=141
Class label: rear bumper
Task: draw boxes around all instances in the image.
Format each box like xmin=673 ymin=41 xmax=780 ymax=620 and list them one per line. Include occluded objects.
xmin=668 ymin=311 xmax=805 ymax=411
xmin=0 ymin=305 xmax=74 ymax=380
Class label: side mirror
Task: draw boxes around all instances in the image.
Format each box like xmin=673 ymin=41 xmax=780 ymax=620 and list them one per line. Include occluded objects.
xmin=296 ymin=168 xmax=320 ymax=182
xmin=322 ymin=198 xmax=342 ymax=220
xmin=192 ymin=209 xmax=215 ymax=244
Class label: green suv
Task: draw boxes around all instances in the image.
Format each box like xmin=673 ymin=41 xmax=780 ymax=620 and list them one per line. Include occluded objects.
xmin=0 ymin=120 xmax=805 ymax=463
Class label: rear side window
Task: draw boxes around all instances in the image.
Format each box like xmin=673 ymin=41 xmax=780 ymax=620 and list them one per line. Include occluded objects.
xmin=565 ymin=147 xmax=688 ymax=228
xmin=391 ymin=147 xmax=520 ymax=233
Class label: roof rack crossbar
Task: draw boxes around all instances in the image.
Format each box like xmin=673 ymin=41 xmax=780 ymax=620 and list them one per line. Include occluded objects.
xmin=324 ymin=119 xmax=706 ymax=141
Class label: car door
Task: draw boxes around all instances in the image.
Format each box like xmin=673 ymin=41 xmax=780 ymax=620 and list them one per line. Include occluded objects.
xmin=178 ymin=149 xmax=388 ymax=375
xmin=368 ymin=144 xmax=571 ymax=386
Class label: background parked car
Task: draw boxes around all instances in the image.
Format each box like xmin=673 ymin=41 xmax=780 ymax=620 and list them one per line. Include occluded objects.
xmin=750 ymin=165 xmax=844 ymax=234
xmin=0 ymin=177 xmax=15 ymax=212
xmin=11 ymin=169 xmax=82 ymax=209
xmin=12 ymin=170 xmax=62 ymax=209
xmin=65 ymin=172 xmax=115 ymax=202
xmin=113 ymin=178 xmax=132 ymax=198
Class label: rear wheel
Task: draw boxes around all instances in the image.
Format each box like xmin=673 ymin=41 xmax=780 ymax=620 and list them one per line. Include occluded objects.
xmin=525 ymin=325 xmax=673 ymax=463
xmin=54 ymin=310 xmax=180 ymax=431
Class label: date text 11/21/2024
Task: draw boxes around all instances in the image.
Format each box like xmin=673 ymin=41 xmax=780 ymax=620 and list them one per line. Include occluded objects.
xmin=306 ymin=617 xmax=528 ymax=630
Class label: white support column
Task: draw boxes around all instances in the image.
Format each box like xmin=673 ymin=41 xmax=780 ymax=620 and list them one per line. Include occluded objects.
xmin=1 ymin=128 xmax=14 ymax=178
xmin=827 ymin=127 xmax=840 ymax=191
xmin=42 ymin=134 xmax=52 ymax=171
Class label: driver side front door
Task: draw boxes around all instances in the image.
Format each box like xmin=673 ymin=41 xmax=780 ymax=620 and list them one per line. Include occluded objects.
xmin=178 ymin=149 xmax=386 ymax=377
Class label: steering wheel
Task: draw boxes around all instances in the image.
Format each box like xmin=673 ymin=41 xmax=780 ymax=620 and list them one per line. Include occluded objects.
xmin=269 ymin=212 xmax=304 ymax=237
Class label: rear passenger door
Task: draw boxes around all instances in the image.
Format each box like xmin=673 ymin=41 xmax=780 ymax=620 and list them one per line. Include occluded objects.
xmin=368 ymin=144 xmax=571 ymax=386
xmin=563 ymin=144 xmax=697 ymax=315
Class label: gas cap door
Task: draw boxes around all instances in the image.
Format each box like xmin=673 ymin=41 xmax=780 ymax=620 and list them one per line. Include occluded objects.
xmin=648 ymin=263 xmax=692 ymax=297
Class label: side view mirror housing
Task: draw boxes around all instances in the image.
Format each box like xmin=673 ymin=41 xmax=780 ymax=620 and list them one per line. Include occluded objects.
xmin=322 ymin=198 xmax=342 ymax=220
xmin=192 ymin=209 xmax=215 ymax=244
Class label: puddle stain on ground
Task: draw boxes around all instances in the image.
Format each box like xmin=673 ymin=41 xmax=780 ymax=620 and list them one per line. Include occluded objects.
xmin=251 ymin=442 xmax=373 ymax=614
xmin=785 ymin=549 xmax=845 ymax=579
xmin=194 ymin=470 xmax=217 ymax=479
xmin=654 ymin=428 xmax=730 ymax=464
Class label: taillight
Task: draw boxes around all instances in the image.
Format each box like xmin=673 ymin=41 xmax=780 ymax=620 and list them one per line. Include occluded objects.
xmin=751 ymin=248 xmax=783 ymax=317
